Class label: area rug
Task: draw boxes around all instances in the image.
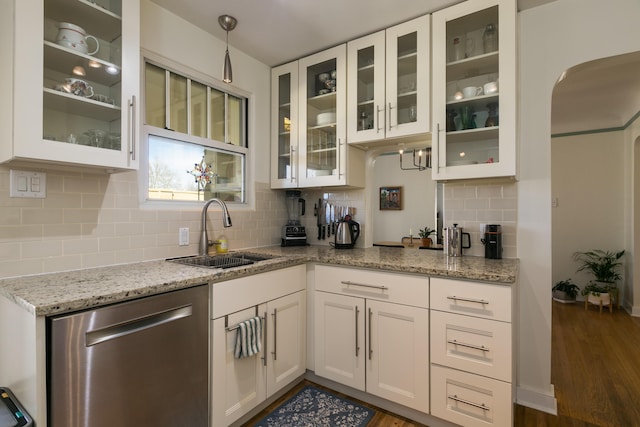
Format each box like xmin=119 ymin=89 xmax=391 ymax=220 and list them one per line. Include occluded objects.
xmin=253 ymin=385 xmax=374 ymax=427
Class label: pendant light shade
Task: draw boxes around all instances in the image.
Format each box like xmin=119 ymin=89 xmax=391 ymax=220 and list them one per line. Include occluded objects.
xmin=218 ymin=15 xmax=237 ymax=83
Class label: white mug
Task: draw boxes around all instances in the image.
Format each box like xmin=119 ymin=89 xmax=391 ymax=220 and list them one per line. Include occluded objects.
xmin=56 ymin=22 xmax=100 ymax=55
xmin=462 ymin=86 xmax=483 ymax=98
xmin=484 ymin=81 xmax=499 ymax=94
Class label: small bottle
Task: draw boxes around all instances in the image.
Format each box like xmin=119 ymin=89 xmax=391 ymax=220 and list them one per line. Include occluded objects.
xmin=483 ymin=24 xmax=498 ymax=53
xmin=359 ymin=111 xmax=367 ymax=131
xmin=215 ymin=234 xmax=229 ymax=254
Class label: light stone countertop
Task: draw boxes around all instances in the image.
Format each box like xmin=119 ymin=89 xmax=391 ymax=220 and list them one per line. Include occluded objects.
xmin=0 ymin=246 xmax=518 ymax=316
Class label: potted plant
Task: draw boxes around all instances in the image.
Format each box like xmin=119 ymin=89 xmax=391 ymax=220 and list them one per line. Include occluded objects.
xmin=552 ymin=279 xmax=579 ymax=303
xmin=418 ymin=227 xmax=436 ymax=247
xmin=573 ymin=249 xmax=625 ymax=309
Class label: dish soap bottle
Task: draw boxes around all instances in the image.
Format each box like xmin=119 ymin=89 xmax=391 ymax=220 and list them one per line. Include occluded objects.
xmin=215 ymin=234 xmax=229 ymax=254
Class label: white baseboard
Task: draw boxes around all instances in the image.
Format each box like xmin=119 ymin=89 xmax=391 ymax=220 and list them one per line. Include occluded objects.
xmin=516 ymin=385 xmax=557 ymax=415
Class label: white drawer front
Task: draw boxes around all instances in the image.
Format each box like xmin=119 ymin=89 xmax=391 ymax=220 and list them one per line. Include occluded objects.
xmin=430 ymin=278 xmax=512 ymax=322
xmin=431 ymin=365 xmax=512 ymax=427
xmin=431 ymin=311 xmax=512 ymax=382
xmin=315 ymin=264 xmax=429 ymax=308
xmin=212 ymin=265 xmax=306 ymax=318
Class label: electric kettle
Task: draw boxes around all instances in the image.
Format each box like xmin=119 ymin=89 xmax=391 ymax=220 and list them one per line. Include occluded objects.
xmin=332 ymin=217 xmax=360 ymax=249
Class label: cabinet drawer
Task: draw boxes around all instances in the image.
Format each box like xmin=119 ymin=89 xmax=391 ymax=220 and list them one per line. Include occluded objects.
xmin=431 ymin=311 xmax=512 ymax=382
xmin=430 ymin=278 xmax=511 ymax=322
xmin=315 ymin=264 xmax=429 ymax=308
xmin=431 ymin=365 xmax=512 ymax=427
xmin=212 ymin=265 xmax=306 ymax=318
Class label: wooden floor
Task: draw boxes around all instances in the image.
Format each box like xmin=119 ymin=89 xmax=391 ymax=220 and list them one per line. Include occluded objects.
xmin=244 ymin=301 xmax=640 ymax=426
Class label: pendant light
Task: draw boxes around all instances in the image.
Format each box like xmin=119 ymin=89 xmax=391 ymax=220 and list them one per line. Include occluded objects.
xmin=218 ymin=14 xmax=237 ymax=83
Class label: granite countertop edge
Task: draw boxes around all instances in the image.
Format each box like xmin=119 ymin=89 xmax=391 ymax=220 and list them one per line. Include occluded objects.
xmin=0 ymin=246 xmax=518 ymax=317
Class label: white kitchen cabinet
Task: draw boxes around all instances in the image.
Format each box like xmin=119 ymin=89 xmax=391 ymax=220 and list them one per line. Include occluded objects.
xmin=429 ymin=277 xmax=515 ymax=427
xmin=347 ymin=15 xmax=430 ymax=145
xmin=1 ymin=0 xmax=140 ymax=171
xmin=211 ymin=266 xmax=306 ymax=427
xmin=314 ymin=265 xmax=429 ymax=413
xmin=431 ymin=0 xmax=516 ymax=180
xmin=270 ymin=62 xmax=299 ymax=188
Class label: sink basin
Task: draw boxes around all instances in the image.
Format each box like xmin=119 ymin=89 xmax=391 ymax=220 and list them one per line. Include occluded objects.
xmin=167 ymin=252 xmax=276 ymax=269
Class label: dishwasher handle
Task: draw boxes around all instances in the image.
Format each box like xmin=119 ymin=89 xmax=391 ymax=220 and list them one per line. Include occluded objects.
xmin=86 ymin=305 xmax=193 ymax=347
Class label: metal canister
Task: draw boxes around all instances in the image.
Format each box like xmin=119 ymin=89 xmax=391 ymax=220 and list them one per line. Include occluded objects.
xmin=444 ymin=224 xmax=471 ymax=257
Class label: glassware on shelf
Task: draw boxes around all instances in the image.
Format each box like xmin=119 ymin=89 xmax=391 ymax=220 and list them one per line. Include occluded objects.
xmin=460 ymin=105 xmax=477 ymax=130
xmin=446 ymin=109 xmax=458 ymax=132
xmin=485 ymin=102 xmax=499 ymax=127
xmin=483 ymin=24 xmax=498 ymax=54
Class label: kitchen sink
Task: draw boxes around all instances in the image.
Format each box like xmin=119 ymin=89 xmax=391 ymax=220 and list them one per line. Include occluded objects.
xmin=167 ymin=252 xmax=276 ymax=269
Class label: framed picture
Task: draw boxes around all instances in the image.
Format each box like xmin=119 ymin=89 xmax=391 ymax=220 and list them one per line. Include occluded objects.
xmin=380 ymin=186 xmax=402 ymax=210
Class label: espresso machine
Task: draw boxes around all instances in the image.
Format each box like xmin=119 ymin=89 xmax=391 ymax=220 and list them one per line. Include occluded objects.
xmin=281 ymin=190 xmax=307 ymax=246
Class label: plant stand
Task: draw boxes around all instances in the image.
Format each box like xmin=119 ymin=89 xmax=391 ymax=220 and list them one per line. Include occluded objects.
xmin=584 ymin=292 xmax=613 ymax=313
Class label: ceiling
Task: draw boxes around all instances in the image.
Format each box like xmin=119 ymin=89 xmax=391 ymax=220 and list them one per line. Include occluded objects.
xmin=148 ymin=0 xmax=639 ymax=135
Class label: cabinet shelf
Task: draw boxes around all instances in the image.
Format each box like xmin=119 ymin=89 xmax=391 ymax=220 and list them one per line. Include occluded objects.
xmin=43 ymin=87 xmax=122 ymax=121
xmin=45 ymin=0 xmax=122 ymax=41
xmin=446 ymin=126 xmax=499 ymax=143
xmin=446 ymin=51 xmax=498 ymax=82
xmin=308 ymin=92 xmax=336 ymax=110
xmin=44 ymin=41 xmax=121 ymax=87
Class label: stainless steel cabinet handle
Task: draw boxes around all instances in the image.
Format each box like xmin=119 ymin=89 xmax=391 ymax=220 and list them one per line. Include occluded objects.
xmin=355 ymin=306 xmax=360 ymax=357
xmin=86 ymin=305 xmax=191 ymax=346
xmin=447 ymin=295 xmax=489 ymax=305
xmin=447 ymin=394 xmax=490 ymax=411
xmin=388 ymin=102 xmax=394 ymax=130
xmin=341 ymin=280 xmax=388 ymax=291
xmin=447 ymin=339 xmax=490 ymax=352
xmin=271 ymin=308 xmax=278 ymax=361
xmin=262 ymin=311 xmax=268 ymax=366
xmin=436 ymin=122 xmax=441 ymax=173
xmin=368 ymin=307 xmax=373 ymax=360
xmin=128 ymin=96 xmax=137 ymax=161
xmin=337 ymin=138 xmax=343 ymax=179
xmin=376 ymin=104 xmax=384 ymax=133
xmin=290 ymin=145 xmax=295 ymax=183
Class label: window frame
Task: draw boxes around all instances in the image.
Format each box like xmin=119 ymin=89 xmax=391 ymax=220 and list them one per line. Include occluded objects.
xmin=138 ymin=52 xmax=253 ymax=210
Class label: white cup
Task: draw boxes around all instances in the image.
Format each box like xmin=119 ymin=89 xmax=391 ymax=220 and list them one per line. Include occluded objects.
xmin=462 ymin=86 xmax=483 ymax=98
xmin=484 ymin=81 xmax=499 ymax=94
xmin=56 ymin=22 xmax=100 ymax=55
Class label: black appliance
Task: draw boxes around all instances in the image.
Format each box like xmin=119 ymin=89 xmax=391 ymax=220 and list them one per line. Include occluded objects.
xmin=482 ymin=224 xmax=503 ymax=259
xmin=0 ymin=387 xmax=33 ymax=427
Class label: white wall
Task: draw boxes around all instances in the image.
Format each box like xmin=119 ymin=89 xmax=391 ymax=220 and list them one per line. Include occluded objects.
xmin=551 ymin=131 xmax=626 ymax=294
xmin=518 ymin=0 xmax=640 ymax=412
xmin=372 ymin=153 xmax=436 ymax=242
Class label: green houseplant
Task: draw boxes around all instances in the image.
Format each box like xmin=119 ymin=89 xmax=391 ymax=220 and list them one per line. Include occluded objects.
xmin=574 ymin=249 xmax=625 ymax=309
xmin=552 ymin=279 xmax=580 ymax=303
xmin=418 ymin=227 xmax=436 ymax=247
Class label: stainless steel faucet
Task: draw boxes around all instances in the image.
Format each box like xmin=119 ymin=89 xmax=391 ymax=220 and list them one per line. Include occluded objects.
xmin=199 ymin=198 xmax=232 ymax=256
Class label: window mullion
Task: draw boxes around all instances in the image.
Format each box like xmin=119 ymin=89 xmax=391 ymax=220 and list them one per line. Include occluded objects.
xmin=187 ymin=78 xmax=192 ymax=136
xmin=164 ymin=70 xmax=171 ymax=130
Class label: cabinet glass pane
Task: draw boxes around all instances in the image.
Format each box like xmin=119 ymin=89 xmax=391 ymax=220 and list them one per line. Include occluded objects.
xmin=145 ymin=63 xmax=166 ymax=128
xmin=169 ymin=73 xmax=187 ymax=133
xmin=357 ymin=46 xmax=375 ymax=132
xmin=397 ymin=32 xmax=418 ymax=126
xmin=210 ymin=88 xmax=225 ymax=142
xmin=444 ymin=6 xmax=500 ymax=166
xmin=306 ymin=59 xmax=337 ymax=178
xmin=227 ymin=95 xmax=243 ymax=146
xmin=42 ymin=0 xmax=124 ymax=150
xmin=277 ymin=73 xmax=292 ymax=180
xmin=190 ymin=81 xmax=207 ymax=137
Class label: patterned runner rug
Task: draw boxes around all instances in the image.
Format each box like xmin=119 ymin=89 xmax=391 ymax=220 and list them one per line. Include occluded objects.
xmin=253 ymin=385 xmax=374 ymax=427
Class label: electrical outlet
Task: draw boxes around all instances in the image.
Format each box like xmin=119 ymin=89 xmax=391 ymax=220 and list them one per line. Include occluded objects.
xmin=179 ymin=227 xmax=189 ymax=246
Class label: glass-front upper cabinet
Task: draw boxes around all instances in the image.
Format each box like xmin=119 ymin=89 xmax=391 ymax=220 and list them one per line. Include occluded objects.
xmin=2 ymin=0 xmax=140 ymax=171
xmin=270 ymin=62 xmax=299 ymax=189
xmin=298 ymin=45 xmax=348 ymax=187
xmin=347 ymin=15 xmax=430 ymax=145
xmin=432 ymin=0 xmax=516 ymax=180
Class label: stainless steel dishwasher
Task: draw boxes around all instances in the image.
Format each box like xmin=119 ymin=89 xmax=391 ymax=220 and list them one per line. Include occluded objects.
xmin=48 ymin=285 xmax=209 ymax=427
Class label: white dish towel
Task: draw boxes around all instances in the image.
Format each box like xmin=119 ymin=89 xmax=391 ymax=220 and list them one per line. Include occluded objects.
xmin=234 ymin=316 xmax=262 ymax=359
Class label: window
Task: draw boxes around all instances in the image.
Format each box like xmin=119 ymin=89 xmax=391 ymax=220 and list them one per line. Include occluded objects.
xmin=143 ymin=61 xmax=248 ymax=203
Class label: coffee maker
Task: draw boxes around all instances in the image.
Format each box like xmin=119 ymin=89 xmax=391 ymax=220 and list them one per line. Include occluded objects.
xmin=281 ymin=190 xmax=307 ymax=246
xmin=482 ymin=224 xmax=503 ymax=259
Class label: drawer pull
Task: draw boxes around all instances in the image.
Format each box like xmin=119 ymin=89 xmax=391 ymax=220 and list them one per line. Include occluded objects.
xmin=447 ymin=394 xmax=490 ymax=411
xmin=447 ymin=295 xmax=489 ymax=305
xmin=341 ymin=280 xmax=388 ymax=291
xmin=447 ymin=339 xmax=490 ymax=352
xmin=355 ymin=306 xmax=360 ymax=357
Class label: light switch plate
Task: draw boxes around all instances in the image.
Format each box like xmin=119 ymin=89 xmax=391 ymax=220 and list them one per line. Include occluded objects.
xmin=10 ymin=170 xmax=46 ymax=198
xmin=179 ymin=227 xmax=189 ymax=246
